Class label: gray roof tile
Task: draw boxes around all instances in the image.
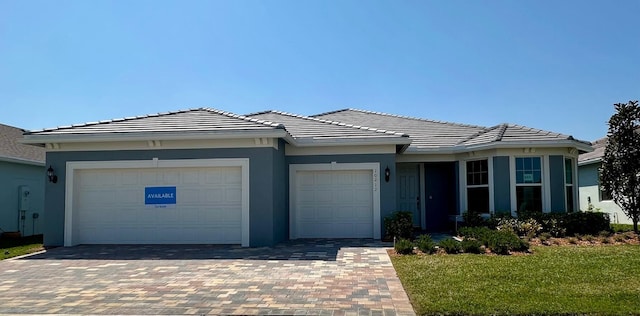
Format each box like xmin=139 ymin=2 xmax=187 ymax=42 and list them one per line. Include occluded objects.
xmin=0 ymin=123 xmax=45 ymax=163
xmin=579 ymin=137 xmax=606 ymax=164
xmin=245 ymin=110 xmax=409 ymax=141
xmin=26 ymin=108 xmax=284 ymax=135
xmin=313 ymin=109 xmax=588 ymax=151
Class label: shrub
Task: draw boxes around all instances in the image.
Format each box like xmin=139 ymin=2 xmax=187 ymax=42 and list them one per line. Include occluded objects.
xmin=598 ymin=230 xmax=612 ymax=237
xmin=496 ymin=218 xmax=542 ymax=238
xmin=614 ymin=234 xmax=627 ymax=243
xmin=600 ymin=237 xmax=611 ymax=244
xmin=462 ymin=210 xmax=486 ymax=227
xmin=384 ymin=211 xmax=413 ymax=240
xmin=486 ymin=230 xmax=529 ymax=255
xmin=394 ymin=238 xmax=414 ymax=255
xmin=563 ymin=212 xmax=610 ymax=236
xmin=539 ymin=232 xmax=551 ymax=242
xmin=438 ymin=238 xmax=462 ymax=254
xmin=582 ymin=234 xmax=595 ymax=243
xmin=460 ymin=238 xmax=483 ymax=254
xmin=458 ymin=226 xmax=493 ymax=245
xmin=568 ymin=237 xmax=578 ymax=244
xmin=415 ymin=234 xmax=436 ymax=254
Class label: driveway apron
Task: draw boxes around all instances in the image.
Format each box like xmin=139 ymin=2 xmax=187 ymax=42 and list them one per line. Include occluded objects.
xmin=0 ymin=239 xmax=414 ymax=315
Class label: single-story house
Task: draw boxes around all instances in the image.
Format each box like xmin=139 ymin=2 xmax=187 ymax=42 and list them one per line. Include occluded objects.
xmin=1 ymin=123 xmax=46 ymax=236
xmin=578 ymin=137 xmax=633 ymax=224
xmin=22 ymin=108 xmax=592 ymax=247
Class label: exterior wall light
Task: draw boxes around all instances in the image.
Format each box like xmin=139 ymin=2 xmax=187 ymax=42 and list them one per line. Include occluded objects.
xmin=47 ymin=165 xmax=58 ymax=183
xmin=384 ymin=166 xmax=390 ymax=182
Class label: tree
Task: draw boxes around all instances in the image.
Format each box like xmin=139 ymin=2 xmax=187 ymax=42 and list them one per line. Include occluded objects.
xmin=600 ymin=100 xmax=640 ymax=233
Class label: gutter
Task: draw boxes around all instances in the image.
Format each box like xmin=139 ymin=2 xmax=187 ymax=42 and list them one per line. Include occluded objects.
xmin=0 ymin=156 xmax=45 ymax=167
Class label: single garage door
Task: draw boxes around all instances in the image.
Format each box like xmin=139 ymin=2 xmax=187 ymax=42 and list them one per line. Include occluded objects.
xmin=293 ymin=169 xmax=374 ymax=238
xmin=73 ymin=166 xmax=242 ymax=244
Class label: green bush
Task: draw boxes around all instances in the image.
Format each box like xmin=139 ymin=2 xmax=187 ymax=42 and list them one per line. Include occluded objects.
xmin=438 ymin=238 xmax=462 ymax=254
xmin=384 ymin=211 xmax=413 ymax=240
xmin=486 ymin=230 xmax=529 ymax=255
xmin=496 ymin=218 xmax=542 ymax=238
xmin=563 ymin=212 xmax=610 ymax=236
xmin=458 ymin=226 xmax=493 ymax=245
xmin=460 ymin=238 xmax=483 ymax=254
xmin=394 ymin=238 xmax=414 ymax=255
xmin=462 ymin=210 xmax=486 ymax=227
xmin=415 ymin=234 xmax=436 ymax=254
xmin=611 ymin=224 xmax=634 ymax=233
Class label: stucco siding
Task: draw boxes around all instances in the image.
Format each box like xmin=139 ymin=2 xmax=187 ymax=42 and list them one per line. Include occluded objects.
xmin=578 ymin=162 xmax=633 ymax=224
xmin=0 ymin=161 xmax=45 ymax=235
xmin=43 ymin=147 xmax=284 ymax=247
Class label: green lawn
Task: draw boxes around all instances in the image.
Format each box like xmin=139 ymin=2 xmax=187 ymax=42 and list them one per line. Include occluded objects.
xmin=391 ymin=245 xmax=640 ymax=315
xmin=0 ymin=234 xmax=44 ymax=260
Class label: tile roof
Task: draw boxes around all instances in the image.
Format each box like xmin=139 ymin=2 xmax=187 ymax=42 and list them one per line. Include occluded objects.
xmin=578 ymin=137 xmax=607 ymax=164
xmin=313 ymin=109 xmax=589 ymax=152
xmin=0 ymin=123 xmax=45 ymax=164
xmin=26 ymin=108 xmax=285 ymax=136
xmin=245 ymin=110 xmax=409 ymax=143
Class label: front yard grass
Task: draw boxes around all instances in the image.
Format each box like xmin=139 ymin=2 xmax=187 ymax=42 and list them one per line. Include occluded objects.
xmin=0 ymin=234 xmax=44 ymax=260
xmin=391 ymin=245 xmax=640 ymax=315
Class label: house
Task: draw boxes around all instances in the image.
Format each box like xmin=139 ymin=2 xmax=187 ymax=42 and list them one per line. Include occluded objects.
xmin=0 ymin=123 xmax=46 ymax=236
xmin=21 ymin=108 xmax=591 ymax=247
xmin=578 ymin=137 xmax=633 ymax=224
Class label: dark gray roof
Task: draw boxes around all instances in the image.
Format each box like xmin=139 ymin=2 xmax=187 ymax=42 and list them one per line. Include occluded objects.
xmin=26 ymin=108 xmax=285 ymax=136
xmin=579 ymin=137 xmax=607 ymax=165
xmin=0 ymin=123 xmax=45 ymax=164
xmin=313 ymin=109 xmax=589 ymax=152
xmin=245 ymin=110 xmax=409 ymax=143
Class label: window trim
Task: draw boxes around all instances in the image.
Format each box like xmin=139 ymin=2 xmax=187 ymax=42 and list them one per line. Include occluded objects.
xmin=460 ymin=157 xmax=494 ymax=215
xmin=564 ymin=157 xmax=576 ymax=212
xmin=510 ymin=155 xmax=548 ymax=215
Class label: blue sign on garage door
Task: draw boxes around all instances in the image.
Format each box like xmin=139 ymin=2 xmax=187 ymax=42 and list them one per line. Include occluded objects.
xmin=145 ymin=186 xmax=177 ymax=205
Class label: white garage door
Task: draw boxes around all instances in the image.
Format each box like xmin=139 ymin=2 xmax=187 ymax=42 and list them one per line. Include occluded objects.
xmin=73 ymin=166 xmax=242 ymax=244
xmin=293 ymin=169 xmax=374 ymax=238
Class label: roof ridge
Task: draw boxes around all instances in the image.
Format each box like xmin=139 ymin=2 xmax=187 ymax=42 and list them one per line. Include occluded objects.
xmin=495 ymin=123 xmax=509 ymax=142
xmin=455 ymin=125 xmax=502 ymax=145
xmin=248 ymin=110 xmax=409 ymax=137
xmin=506 ymin=123 xmax=570 ymax=139
xmin=316 ymin=108 xmax=487 ymax=129
xmin=26 ymin=108 xmax=285 ymax=134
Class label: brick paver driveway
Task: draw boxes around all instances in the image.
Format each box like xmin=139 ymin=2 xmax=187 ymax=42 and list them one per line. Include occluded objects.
xmin=0 ymin=239 xmax=414 ymax=315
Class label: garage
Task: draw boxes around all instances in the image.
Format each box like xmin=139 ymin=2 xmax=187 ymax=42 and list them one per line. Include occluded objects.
xmin=289 ymin=163 xmax=381 ymax=239
xmin=65 ymin=159 xmax=250 ymax=246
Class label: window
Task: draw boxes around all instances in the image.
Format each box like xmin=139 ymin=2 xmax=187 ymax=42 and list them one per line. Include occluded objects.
xmin=516 ymin=157 xmax=542 ymax=212
xmin=466 ymin=159 xmax=489 ymax=213
xmin=599 ymin=171 xmax=613 ymax=201
xmin=565 ymin=158 xmax=574 ymax=212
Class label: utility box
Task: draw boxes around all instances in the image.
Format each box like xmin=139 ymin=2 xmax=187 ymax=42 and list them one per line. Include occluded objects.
xmin=19 ymin=185 xmax=31 ymax=211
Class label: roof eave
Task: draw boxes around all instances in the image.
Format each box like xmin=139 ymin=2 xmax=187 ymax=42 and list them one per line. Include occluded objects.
xmin=290 ymin=137 xmax=412 ymax=147
xmin=402 ymin=140 xmax=594 ymax=155
xmin=0 ymin=156 xmax=45 ymax=166
xmin=21 ymin=129 xmax=290 ymax=145
xmin=578 ymin=158 xmax=602 ymax=166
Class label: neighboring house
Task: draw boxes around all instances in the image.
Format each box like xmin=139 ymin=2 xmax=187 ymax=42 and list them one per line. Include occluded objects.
xmin=578 ymin=137 xmax=632 ymax=224
xmin=22 ymin=108 xmax=591 ymax=247
xmin=0 ymin=123 xmax=45 ymax=236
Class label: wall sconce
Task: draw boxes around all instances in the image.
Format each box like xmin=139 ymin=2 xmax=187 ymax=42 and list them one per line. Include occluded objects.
xmin=384 ymin=166 xmax=390 ymax=182
xmin=47 ymin=165 xmax=58 ymax=183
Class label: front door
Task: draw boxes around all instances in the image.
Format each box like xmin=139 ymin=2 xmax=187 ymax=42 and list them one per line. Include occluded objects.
xmin=396 ymin=163 xmax=421 ymax=227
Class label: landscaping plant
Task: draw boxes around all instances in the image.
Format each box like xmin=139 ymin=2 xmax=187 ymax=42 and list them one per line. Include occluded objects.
xmin=383 ymin=211 xmax=413 ymax=240
xmin=394 ymin=238 xmax=414 ymax=255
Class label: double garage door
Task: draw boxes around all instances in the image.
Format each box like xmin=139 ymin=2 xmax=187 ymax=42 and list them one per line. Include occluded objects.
xmin=71 ymin=165 xmax=243 ymax=245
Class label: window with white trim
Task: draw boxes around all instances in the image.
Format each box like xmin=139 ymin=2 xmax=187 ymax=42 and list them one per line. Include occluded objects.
xmin=515 ymin=157 xmax=542 ymax=212
xmin=564 ymin=158 xmax=574 ymax=212
xmin=466 ymin=159 xmax=489 ymax=213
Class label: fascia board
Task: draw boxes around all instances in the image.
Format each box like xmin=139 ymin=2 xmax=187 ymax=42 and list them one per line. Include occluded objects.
xmin=290 ymin=137 xmax=412 ymax=147
xmin=0 ymin=156 xmax=45 ymax=166
xmin=402 ymin=140 xmax=594 ymax=155
xmin=21 ymin=130 xmax=289 ymax=144
xmin=578 ymin=158 xmax=602 ymax=166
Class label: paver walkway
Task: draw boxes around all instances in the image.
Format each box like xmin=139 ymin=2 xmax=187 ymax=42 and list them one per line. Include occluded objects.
xmin=0 ymin=239 xmax=414 ymax=315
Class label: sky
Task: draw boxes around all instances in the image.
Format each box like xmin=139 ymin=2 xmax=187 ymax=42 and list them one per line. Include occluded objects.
xmin=1 ymin=0 xmax=638 ymax=141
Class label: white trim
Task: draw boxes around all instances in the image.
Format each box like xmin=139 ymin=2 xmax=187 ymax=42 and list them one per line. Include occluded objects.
xmin=64 ymin=158 xmax=250 ymax=247
xmin=0 ymin=156 xmax=45 ymax=166
xmin=419 ymin=163 xmax=426 ymax=229
xmin=22 ymin=130 xmax=288 ymax=144
xmin=42 ymin=138 xmax=279 ymax=152
xmin=460 ymin=157 xmax=493 ymax=214
xmin=510 ymin=155 xmax=546 ymax=215
xmin=288 ymin=162 xmax=381 ymax=239
xmin=401 ymin=141 xmax=593 ymax=155
xmin=285 ymin=144 xmax=396 ymax=156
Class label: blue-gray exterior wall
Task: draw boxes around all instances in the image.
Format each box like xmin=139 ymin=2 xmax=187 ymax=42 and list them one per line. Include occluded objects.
xmin=286 ymin=154 xmax=396 ymax=236
xmin=0 ymin=161 xmax=45 ymax=235
xmin=578 ymin=163 xmax=599 ymax=187
xmin=549 ymin=155 xmax=566 ymax=212
xmin=272 ymin=139 xmax=288 ymax=244
xmin=43 ymin=147 xmax=285 ymax=247
xmin=493 ymin=156 xmax=511 ymax=214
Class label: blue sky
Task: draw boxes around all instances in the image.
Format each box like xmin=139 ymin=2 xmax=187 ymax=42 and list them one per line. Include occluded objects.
xmin=1 ymin=0 xmax=638 ymax=141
